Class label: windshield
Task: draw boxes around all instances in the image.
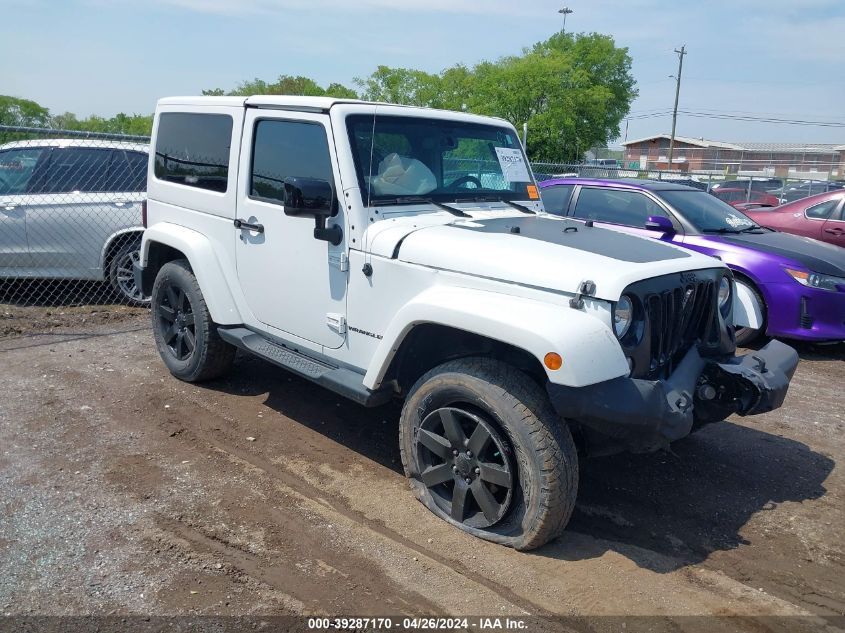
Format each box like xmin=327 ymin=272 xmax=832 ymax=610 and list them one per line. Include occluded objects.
xmin=346 ymin=114 xmax=537 ymax=206
xmin=660 ymin=190 xmax=761 ymax=233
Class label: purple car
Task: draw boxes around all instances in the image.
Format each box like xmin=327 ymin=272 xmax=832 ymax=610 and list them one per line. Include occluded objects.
xmin=540 ymin=178 xmax=845 ymax=346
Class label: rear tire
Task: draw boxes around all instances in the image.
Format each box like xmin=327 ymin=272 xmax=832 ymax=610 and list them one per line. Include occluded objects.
xmin=109 ymin=238 xmax=150 ymax=305
xmin=399 ymin=357 xmax=578 ymax=551
xmin=734 ymin=279 xmax=766 ymax=347
xmin=151 ymin=260 xmax=235 ymax=382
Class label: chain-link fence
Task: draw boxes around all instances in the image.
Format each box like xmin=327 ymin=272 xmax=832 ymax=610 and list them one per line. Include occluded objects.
xmin=0 ymin=125 xmax=151 ymax=338
xmin=2 ymin=124 xmax=840 ymax=338
xmin=530 ymin=161 xmax=844 ymax=205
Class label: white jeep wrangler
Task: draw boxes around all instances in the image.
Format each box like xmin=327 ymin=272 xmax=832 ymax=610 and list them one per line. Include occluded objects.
xmin=136 ymin=96 xmax=798 ymax=550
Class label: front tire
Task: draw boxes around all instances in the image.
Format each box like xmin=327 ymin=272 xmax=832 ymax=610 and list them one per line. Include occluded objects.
xmin=399 ymin=358 xmax=578 ymax=551
xmin=151 ymin=260 xmax=235 ymax=382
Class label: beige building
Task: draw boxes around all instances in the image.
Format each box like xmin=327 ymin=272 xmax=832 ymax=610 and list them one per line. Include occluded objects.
xmin=622 ymin=134 xmax=844 ymax=178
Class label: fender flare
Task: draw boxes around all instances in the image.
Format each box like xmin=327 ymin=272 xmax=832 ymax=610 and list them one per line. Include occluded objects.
xmin=99 ymin=226 xmax=145 ymax=275
xmin=363 ymin=286 xmax=629 ymax=390
xmin=141 ymin=223 xmax=241 ymax=324
xmin=733 ymin=277 xmax=765 ymax=329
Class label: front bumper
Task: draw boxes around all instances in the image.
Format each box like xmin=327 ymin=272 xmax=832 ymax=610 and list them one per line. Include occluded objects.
xmin=764 ymin=282 xmax=845 ymax=342
xmin=547 ymin=340 xmax=799 ymax=454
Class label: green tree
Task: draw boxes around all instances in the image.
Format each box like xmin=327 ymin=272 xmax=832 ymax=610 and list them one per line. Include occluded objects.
xmin=0 ymin=95 xmax=51 ymax=127
xmin=204 ymin=75 xmax=358 ymax=99
xmin=354 ymin=66 xmax=440 ymax=106
xmin=353 ymin=33 xmax=637 ymax=162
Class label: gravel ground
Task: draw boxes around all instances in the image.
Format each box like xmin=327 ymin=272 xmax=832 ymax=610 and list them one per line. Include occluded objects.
xmin=0 ymin=315 xmax=843 ymax=631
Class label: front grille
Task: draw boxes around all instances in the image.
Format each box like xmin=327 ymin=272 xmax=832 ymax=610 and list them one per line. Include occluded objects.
xmin=622 ymin=269 xmax=725 ymax=380
xmin=644 ymin=281 xmax=715 ymax=378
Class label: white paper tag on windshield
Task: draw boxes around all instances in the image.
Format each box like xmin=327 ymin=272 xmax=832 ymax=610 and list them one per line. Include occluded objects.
xmin=494 ymin=147 xmax=531 ymax=183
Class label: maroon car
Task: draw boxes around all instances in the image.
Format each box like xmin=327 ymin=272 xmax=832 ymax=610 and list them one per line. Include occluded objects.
xmin=713 ymin=187 xmax=780 ymax=210
xmin=745 ymin=191 xmax=845 ymax=249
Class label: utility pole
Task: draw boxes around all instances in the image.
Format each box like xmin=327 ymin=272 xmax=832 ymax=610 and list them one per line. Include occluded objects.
xmin=667 ymin=45 xmax=686 ymax=171
xmin=558 ymin=7 xmax=573 ymax=35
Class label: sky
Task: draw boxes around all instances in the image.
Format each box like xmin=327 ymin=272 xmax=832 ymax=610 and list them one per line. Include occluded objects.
xmin=2 ymin=0 xmax=844 ymax=146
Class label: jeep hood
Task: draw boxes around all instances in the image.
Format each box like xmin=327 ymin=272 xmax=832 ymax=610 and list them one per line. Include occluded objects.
xmin=365 ymin=213 xmax=726 ymax=300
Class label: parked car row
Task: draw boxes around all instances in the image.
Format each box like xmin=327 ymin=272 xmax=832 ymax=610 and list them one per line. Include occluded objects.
xmin=540 ymin=177 xmax=845 ymax=346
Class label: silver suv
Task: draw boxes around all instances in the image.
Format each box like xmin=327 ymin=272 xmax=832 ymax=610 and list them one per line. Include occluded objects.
xmin=0 ymin=139 xmax=149 ymax=303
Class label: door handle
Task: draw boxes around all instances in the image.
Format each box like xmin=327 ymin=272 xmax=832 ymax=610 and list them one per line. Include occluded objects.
xmin=0 ymin=202 xmax=20 ymax=211
xmin=234 ymin=218 xmax=264 ymax=233
xmin=824 ymin=227 xmax=844 ymax=235
xmin=112 ymin=199 xmax=131 ymax=207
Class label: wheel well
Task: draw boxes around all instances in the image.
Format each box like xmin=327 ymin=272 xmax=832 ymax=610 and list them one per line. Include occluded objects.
xmin=140 ymin=241 xmax=189 ymax=295
xmin=103 ymin=231 xmax=144 ymax=274
xmin=384 ymin=323 xmax=547 ymax=395
xmin=732 ymin=270 xmax=767 ymax=314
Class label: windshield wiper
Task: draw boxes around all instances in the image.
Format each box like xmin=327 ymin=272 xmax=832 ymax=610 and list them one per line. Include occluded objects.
xmin=375 ymin=197 xmax=470 ymax=217
xmin=701 ymin=227 xmax=742 ymax=234
xmin=739 ymin=224 xmax=769 ymax=233
xmin=455 ymin=195 xmax=536 ymax=214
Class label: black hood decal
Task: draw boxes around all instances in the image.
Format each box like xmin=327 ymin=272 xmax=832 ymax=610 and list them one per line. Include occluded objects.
xmin=452 ymin=216 xmax=690 ymax=263
xmin=720 ymin=231 xmax=845 ymax=277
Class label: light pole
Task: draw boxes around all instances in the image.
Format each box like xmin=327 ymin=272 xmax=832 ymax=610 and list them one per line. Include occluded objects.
xmin=558 ymin=7 xmax=573 ymax=35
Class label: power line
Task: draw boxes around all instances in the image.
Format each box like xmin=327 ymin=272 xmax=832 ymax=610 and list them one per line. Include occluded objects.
xmin=624 ymin=110 xmax=845 ymax=128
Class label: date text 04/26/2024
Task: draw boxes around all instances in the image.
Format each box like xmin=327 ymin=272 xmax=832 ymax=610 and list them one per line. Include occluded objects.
xmin=306 ymin=617 xmax=528 ymax=630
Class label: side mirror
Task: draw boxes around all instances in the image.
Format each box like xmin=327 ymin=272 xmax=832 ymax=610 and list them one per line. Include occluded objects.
xmin=283 ymin=176 xmax=343 ymax=245
xmin=283 ymin=177 xmax=335 ymax=217
xmin=645 ymin=215 xmax=675 ymax=234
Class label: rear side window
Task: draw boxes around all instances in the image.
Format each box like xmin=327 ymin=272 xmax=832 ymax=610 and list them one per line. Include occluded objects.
xmin=106 ymin=150 xmax=147 ymax=192
xmin=154 ymin=112 xmax=233 ymax=193
xmin=250 ymin=119 xmax=334 ymax=205
xmin=573 ymin=188 xmax=664 ymax=227
xmin=805 ymin=199 xmax=839 ymax=220
xmin=540 ymin=185 xmax=574 ymax=215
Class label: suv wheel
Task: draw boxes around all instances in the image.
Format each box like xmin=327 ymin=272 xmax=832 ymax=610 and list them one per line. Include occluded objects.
xmin=151 ymin=259 xmax=235 ymax=382
xmin=399 ymin=357 xmax=578 ymax=550
xmin=109 ymin=238 xmax=150 ymax=305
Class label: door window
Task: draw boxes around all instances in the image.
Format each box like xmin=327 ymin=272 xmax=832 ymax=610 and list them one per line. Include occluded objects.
xmin=250 ymin=119 xmax=334 ymax=205
xmin=31 ymin=147 xmax=112 ymax=193
xmin=572 ymin=188 xmax=664 ymax=227
xmin=805 ymin=199 xmax=839 ymax=219
xmin=0 ymin=147 xmax=46 ymax=195
xmin=540 ymin=185 xmax=574 ymax=215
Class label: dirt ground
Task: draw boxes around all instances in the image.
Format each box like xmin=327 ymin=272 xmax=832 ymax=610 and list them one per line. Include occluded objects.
xmin=0 ymin=314 xmax=843 ymax=630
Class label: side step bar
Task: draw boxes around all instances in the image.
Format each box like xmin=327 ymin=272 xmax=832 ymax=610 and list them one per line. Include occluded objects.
xmin=218 ymin=327 xmax=393 ymax=407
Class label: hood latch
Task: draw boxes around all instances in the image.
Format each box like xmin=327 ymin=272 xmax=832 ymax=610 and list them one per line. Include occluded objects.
xmin=570 ymin=279 xmax=596 ymax=309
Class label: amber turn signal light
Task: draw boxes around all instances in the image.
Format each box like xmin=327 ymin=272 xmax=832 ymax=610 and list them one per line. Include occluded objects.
xmin=544 ymin=352 xmax=563 ymax=370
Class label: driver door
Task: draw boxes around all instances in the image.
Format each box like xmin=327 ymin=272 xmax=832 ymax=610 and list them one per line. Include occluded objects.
xmin=235 ymin=110 xmax=347 ymax=349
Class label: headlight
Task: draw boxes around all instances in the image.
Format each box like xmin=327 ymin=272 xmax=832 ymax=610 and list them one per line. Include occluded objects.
xmin=718 ymin=276 xmax=731 ymax=310
xmin=785 ymin=268 xmax=845 ymax=292
xmin=614 ymin=295 xmax=633 ymax=339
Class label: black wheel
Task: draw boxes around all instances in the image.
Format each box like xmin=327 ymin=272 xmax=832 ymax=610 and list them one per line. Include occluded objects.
xmin=109 ymin=238 xmax=150 ymax=305
xmin=734 ymin=278 xmax=766 ymax=347
xmin=400 ymin=357 xmax=578 ymax=551
xmin=151 ymin=260 xmax=235 ymax=382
